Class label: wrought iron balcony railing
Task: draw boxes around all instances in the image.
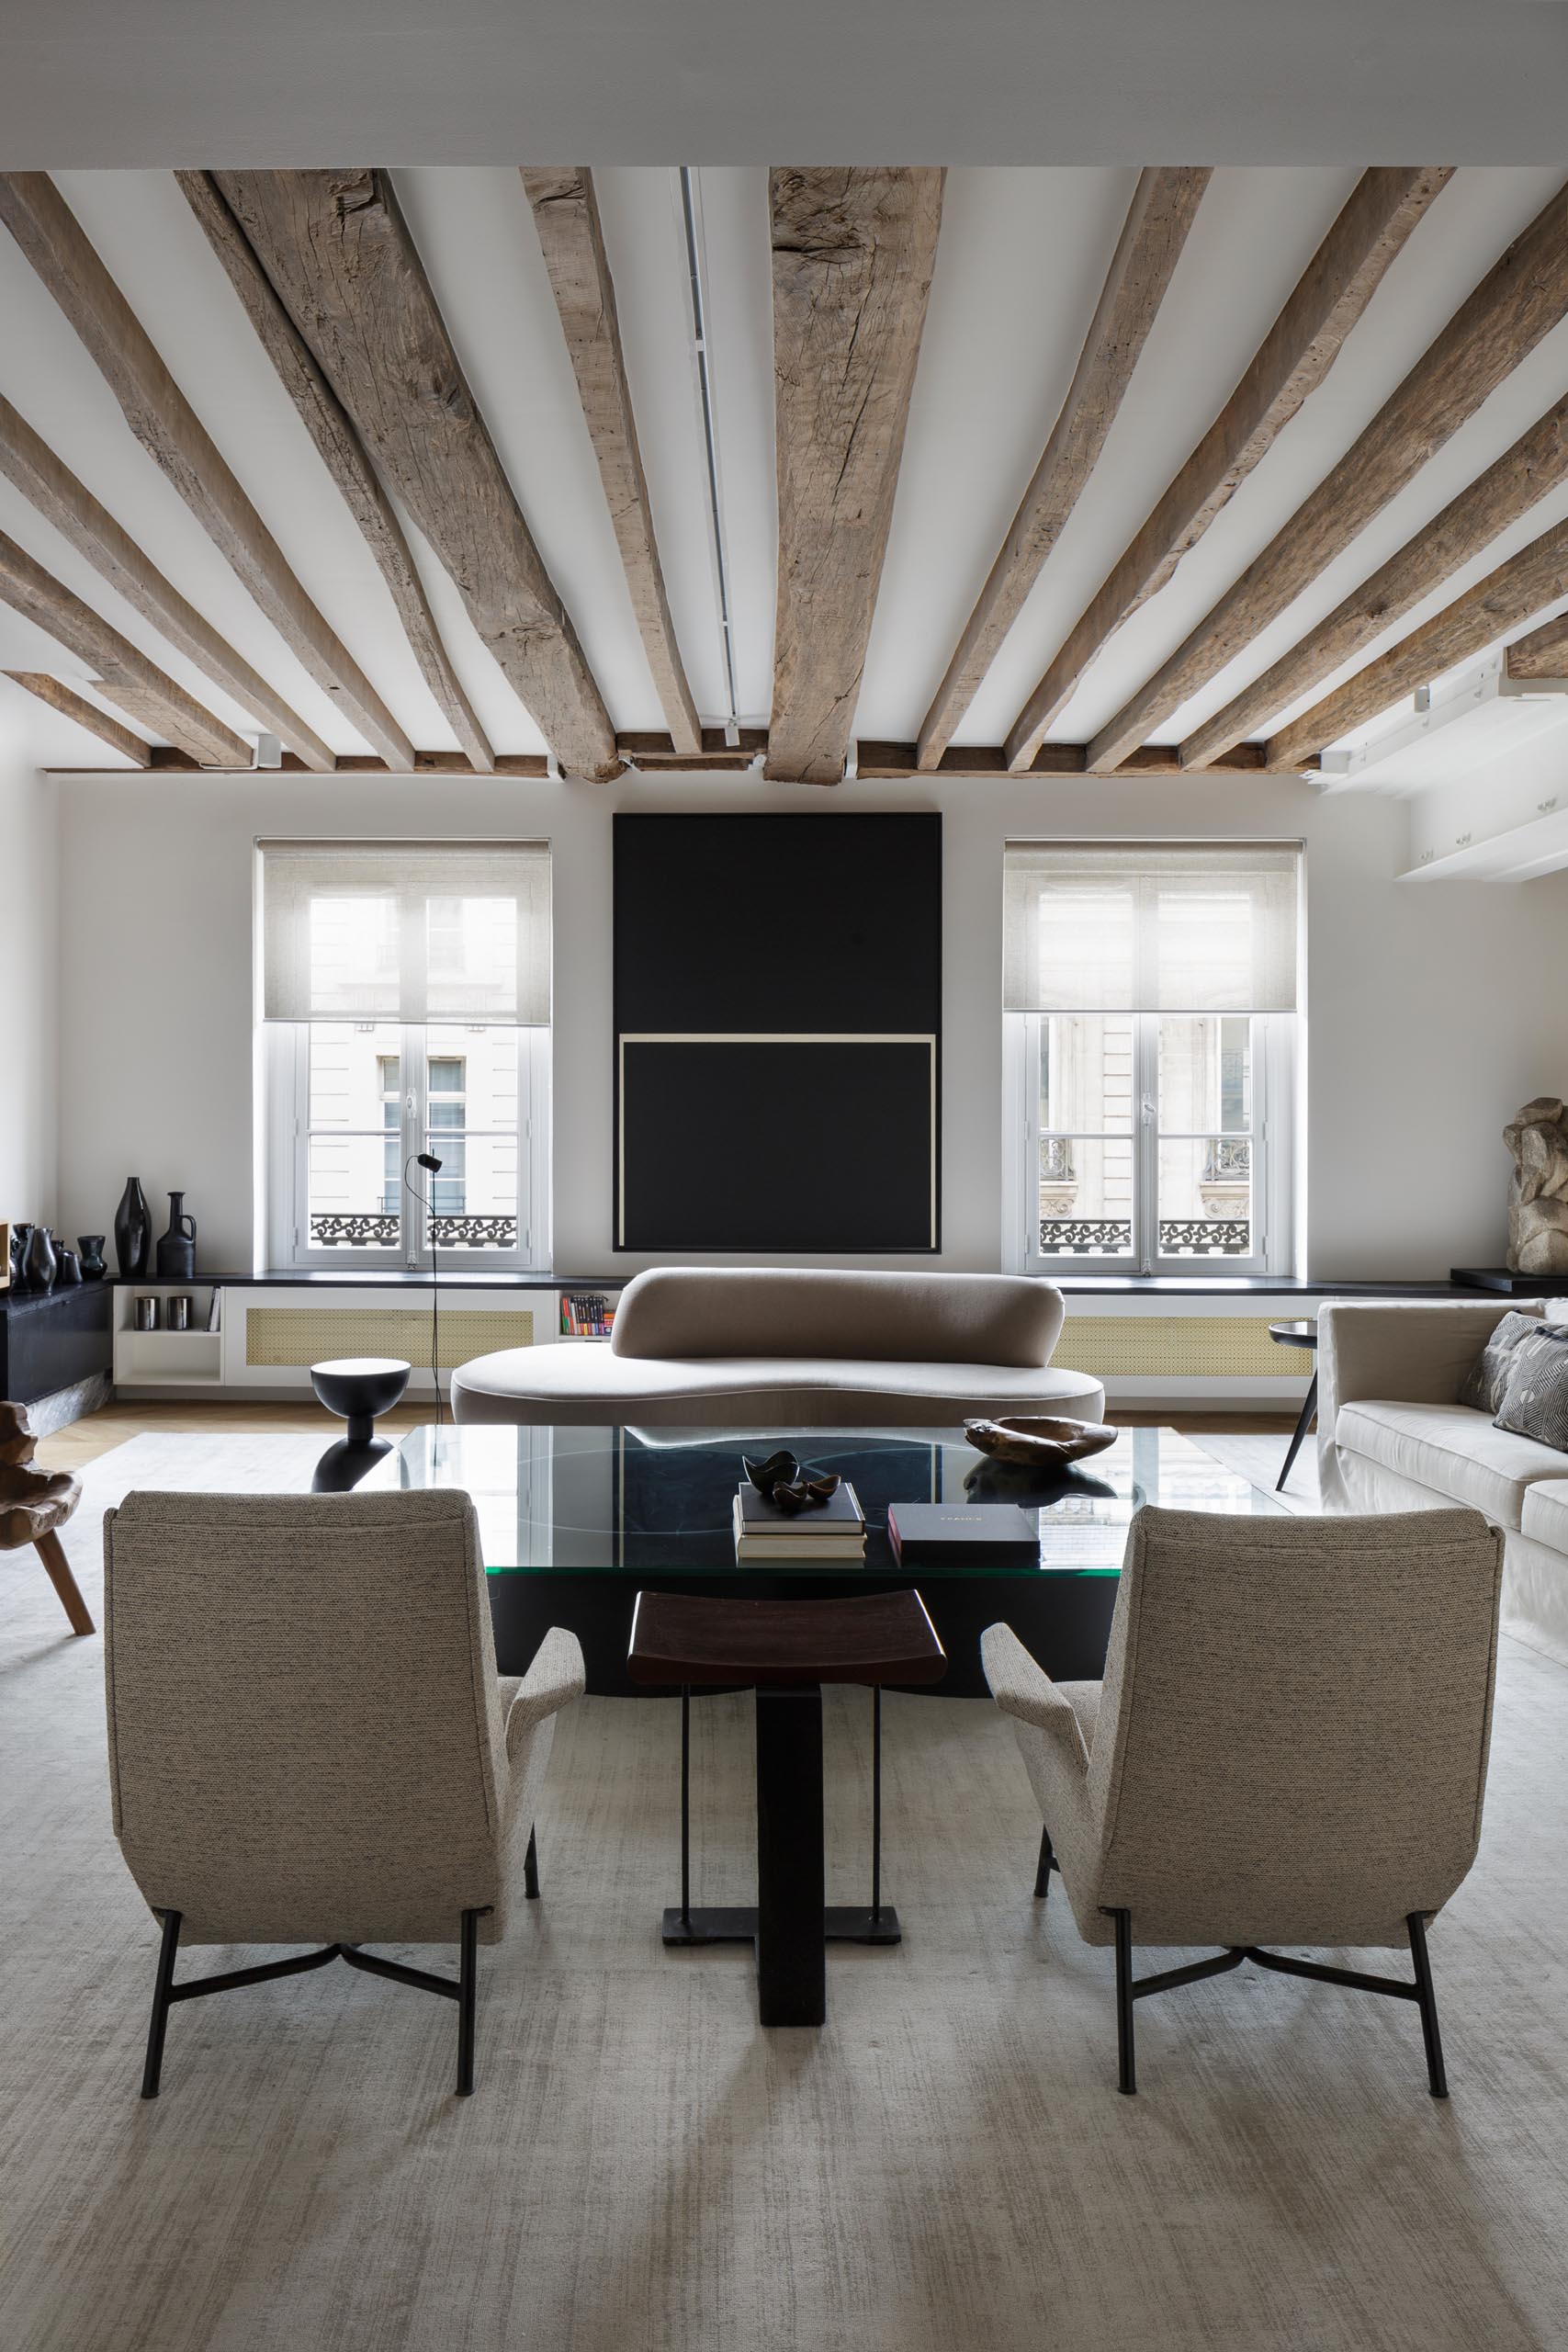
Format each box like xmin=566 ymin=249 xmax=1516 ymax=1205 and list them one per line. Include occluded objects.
xmin=310 ymin=1212 xmax=518 ymax=1250
xmin=1201 ymin=1136 xmax=1250 ymax=1182
xmin=1039 ymin=1215 xmax=1252 ymax=1258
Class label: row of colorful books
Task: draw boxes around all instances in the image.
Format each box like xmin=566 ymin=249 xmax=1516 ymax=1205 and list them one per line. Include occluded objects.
xmin=559 ymin=1291 xmax=615 ymax=1338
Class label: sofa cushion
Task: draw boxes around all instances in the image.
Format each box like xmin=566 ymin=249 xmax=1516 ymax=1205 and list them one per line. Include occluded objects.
xmin=1493 ymin=1328 xmax=1568 ymax=1452
xmin=611 ymin=1266 xmax=1063 ymax=1368
xmin=452 ymin=1344 xmax=1105 ymax=1428
xmin=1458 ymin=1309 xmax=1551 ymax=1415
xmin=1336 ymin=1400 xmax=1568 ymax=1531
xmin=1520 ymin=1479 xmax=1568 ymax=1552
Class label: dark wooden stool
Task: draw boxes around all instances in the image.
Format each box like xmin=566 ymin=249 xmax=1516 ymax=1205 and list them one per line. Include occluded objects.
xmin=628 ymin=1589 xmax=945 ymax=2026
xmin=0 ymin=1400 xmax=93 ymax=1635
xmin=1267 ymin=1319 xmax=1318 ymax=1492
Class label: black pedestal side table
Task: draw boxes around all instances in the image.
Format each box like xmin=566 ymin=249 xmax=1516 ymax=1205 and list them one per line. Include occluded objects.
xmin=627 ymin=1589 xmax=946 ymax=2027
xmin=1267 ymin=1319 xmax=1318 ymax=1492
xmin=310 ymin=1356 xmax=412 ymax=1491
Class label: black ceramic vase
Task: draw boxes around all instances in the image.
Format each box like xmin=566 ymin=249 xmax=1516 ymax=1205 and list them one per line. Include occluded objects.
xmin=155 ymin=1191 xmax=197 ymax=1280
xmin=114 ymin=1180 xmax=152 ymax=1280
xmin=55 ymin=1246 xmax=82 ymax=1286
xmin=24 ymin=1226 xmax=58 ymax=1290
xmin=76 ymin=1236 xmax=107 ymax=1282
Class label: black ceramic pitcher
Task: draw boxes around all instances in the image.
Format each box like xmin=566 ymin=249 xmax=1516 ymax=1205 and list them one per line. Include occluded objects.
xmin=154 ymin=1192 xmax=197 ymax=1280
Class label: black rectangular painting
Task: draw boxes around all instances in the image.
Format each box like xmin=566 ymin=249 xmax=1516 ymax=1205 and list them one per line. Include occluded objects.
xmin=614 ymin=813 xmax=942 ymax=1252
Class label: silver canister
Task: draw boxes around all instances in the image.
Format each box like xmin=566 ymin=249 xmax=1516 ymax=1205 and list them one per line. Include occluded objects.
xmin=166 ymin=1294 xmax=191 ymax=1331
xmin=135 ymin=1295 xmax=161 ymax=1331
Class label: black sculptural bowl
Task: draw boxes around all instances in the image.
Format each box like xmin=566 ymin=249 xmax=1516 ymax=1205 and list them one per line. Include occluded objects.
xmin=310 ymin=1356 xmax=412 ymax=1494
xmin=310 ymin=1356 xmax=412 ymax=1443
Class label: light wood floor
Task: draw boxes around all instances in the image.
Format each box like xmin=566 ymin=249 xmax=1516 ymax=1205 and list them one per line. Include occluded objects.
xmin=36 ymin=1398 xmax=1296 ymax=1475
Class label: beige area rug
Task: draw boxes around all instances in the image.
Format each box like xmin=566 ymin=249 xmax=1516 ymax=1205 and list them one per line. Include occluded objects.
xmin=3 ymin=1436 xmax=1568 ymax=2352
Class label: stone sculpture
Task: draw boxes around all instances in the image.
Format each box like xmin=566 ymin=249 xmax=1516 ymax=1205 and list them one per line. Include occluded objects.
xmin=1505 ymin=1096 xmax=1568 ymax=1275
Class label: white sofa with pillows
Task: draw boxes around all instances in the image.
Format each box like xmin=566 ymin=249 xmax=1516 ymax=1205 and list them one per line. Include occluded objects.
xmin=1317 ymin=1295 xmax=1568 ymax=1657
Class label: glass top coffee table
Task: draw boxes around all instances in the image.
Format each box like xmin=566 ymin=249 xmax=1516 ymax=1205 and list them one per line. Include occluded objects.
xmin=363 ymin=1422 xmax=1281 ymax=1694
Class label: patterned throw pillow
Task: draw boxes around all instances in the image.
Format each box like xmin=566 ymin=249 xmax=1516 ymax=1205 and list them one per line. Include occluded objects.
xmin=1460 ymin=1310 xmax=1547 ymax=1414
xmin=1493 ymin=1329 xmax=1568 ymax=1453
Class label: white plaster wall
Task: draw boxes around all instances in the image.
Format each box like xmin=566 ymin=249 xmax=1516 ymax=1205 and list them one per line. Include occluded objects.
xmin=0 ymin=731 xmax=59 ymax=1234
xmin=49 ymin=764 xmax=1568 ymax=1281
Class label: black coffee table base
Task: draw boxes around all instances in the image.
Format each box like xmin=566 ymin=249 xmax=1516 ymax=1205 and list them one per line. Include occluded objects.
xmin=491 ymin=1569 xmax=1118 ymax=1694
xmin=664 ymin=1905 xmax=903 ymax=1947
xmin=667 ymin=1679 xmax=900 ymax=2022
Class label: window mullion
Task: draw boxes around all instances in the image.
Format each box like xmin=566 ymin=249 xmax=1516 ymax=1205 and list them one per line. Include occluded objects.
xmin=1135 ymin=1012 xmax=1156 ymax=1276
xmin=403 ymin=1022 xmax=424 ymax=1269
xmin=1023 ymin=1012 xmax=1042 ymax=1267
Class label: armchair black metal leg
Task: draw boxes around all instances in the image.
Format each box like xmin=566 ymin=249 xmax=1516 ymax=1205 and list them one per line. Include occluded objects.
xmin=524 ymin=1826 xmax=540 ymax=1901
xmin=457 ymin=1909 xmax=480 ymax=2097
xmin=1034 ymin=1826 xmax=1055 ymax=1900
xmin=1113 ymin=1910 xmax=1135 ymax=2095
xmin=141 ymin=1907 xmax=183 ymax=2099
xmin=1407 ymin=1912 xmax=1448 ymax=2098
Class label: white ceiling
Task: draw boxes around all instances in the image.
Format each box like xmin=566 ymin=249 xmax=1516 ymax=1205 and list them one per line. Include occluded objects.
xmin=6 ymin=163 xmax=1568 ymax=808
xmin=5 ymin=4 xmax=1568 ymax=167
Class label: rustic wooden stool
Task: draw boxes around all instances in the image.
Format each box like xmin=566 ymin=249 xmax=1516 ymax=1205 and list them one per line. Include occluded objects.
xmin=0 ymin=1400 xmax=94 ymax=1635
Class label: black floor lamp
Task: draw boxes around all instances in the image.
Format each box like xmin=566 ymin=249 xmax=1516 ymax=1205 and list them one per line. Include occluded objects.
xmin=405 ymin=1150 xmax=446 ymax=1425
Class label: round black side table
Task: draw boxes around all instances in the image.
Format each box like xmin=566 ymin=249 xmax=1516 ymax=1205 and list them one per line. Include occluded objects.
xmin=1267 ymin=1320 xmax=1317 ymax=1492
xmin=310 ymin=1356 xmax=412 ymax=1491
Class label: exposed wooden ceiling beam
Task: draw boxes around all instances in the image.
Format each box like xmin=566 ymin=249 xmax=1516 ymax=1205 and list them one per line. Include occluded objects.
xmin=41 ymin=730 xmax=1308 ymax=780
xmin=4 ymin=671 xmax=152 ymax=765
xmin=1088 ymin=177 xmax=1568 ymax=773
xmin=766 ymin=166 xmax=945 ymax=785
xmin=0 ymin=172 xmax=416 ymax=770
xmin=1504 ymin=608 xmax=1568 ymax=681
xmin=175 ymin=171 xmax=493 ymax=775
xmin=209 ymin=169 xmax=621 ymax=783
xmin=0 ymin=527 xmax=251 ymax=765
xmin=917 ymin=167 xmax=1210 ymax=774
xmin=1265 ymin=514 xmax=1568 ymax=769
xmin=857 ymin=738 xmax=1279 ymax=780
xmin=0 ymin=392 xmax=335 ymax=771
xmin=521 ymin=164 xmax=702 ymax=758
xmin=1002 ymin=167 xmax=1451 ymax=774
xmin=1183 ymin=391 xmax=1568 ymax=767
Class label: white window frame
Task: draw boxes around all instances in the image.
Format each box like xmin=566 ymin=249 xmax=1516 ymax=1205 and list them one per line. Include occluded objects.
xmin=1008 ymin=1010 xmax=1294 ymax=1280
xmin=266 ymin=1022 xmax=551 ymax=1272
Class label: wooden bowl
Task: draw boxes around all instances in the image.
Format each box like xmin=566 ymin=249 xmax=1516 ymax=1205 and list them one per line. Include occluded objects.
xmin=962 ymin=1414 xmax=1119 ymax=1467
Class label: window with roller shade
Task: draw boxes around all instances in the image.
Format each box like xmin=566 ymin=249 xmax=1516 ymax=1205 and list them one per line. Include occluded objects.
xmin=1003 ymin=843 xmax=1302 ymax=1278
xmin=258 ymin=842 xmax=550 ymax=1270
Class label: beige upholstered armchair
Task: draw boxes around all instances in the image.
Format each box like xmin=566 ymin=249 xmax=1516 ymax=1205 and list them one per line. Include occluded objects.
xmin=104 ymin=1488 xmax=585 ymax=2099
xmin=982 ymin=1503 xmax=1503 ymax=2097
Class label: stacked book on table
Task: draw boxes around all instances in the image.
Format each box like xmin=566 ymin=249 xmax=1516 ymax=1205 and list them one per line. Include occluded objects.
xmin=733 ymin=1481 xmax=867 ymax=1563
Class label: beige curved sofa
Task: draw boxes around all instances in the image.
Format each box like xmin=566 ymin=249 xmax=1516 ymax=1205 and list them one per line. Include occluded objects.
xmin=452 ymin=1266 xmax=1105 ymax=1428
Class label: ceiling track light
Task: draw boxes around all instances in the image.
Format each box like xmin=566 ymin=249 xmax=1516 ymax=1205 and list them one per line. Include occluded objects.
xmin=679 ymin=166 xmax=744 ymax=749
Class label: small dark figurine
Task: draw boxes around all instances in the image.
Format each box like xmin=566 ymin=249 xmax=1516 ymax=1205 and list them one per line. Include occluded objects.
xmin=741 ymin=1450 xmax=842 ymax=1514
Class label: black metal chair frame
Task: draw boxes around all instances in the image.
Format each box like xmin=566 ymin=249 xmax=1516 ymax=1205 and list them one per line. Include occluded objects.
xmin=1032 ymin=1826 xmax=1449 ymax=2099
xmin=138 ymin=1826 xmax=540 ymax=2099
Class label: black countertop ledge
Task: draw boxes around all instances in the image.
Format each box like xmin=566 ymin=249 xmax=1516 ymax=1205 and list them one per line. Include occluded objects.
xmin=76 ymin=1271 xmax=1515 ymax=1297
